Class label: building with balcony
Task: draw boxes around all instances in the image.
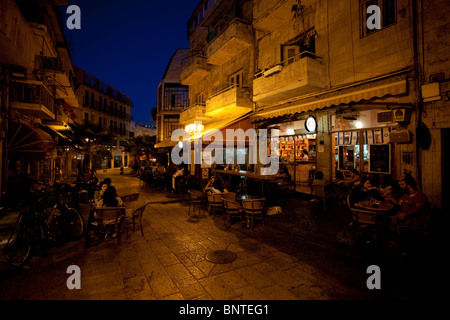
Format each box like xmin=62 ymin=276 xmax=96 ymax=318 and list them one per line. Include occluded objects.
xmin=74 ymin=66 xmax=133 ymax=170
xmin=250 ymin=0 xmax=449 ymax=210
xmin=179 ymin=0 xmax=255 ymax=181
xmin=0 ymin=0 xmax=79 ymax=196
xmin=155 ymin=49 xmax=190 ymax=149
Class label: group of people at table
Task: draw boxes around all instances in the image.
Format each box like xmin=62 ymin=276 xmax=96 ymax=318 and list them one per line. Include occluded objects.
xmin=345 ymin=169 xmax=429 ymax=236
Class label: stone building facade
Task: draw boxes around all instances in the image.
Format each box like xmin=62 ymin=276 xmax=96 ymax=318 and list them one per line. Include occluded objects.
xmin=0 ymin=0 xmax=78 ymax=197
xmin=176 ymin=0 xmax=449 ymax=210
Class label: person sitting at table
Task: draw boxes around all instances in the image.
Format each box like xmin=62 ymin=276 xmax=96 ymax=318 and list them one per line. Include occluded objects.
xmin=93 ymin=180 xmax=109 ymax=203
xmin=380 ymin=170 xmax=412 ymax=199
xmin=95 ymin=185 xmax=124 ymax=209
xmin=336 ymin=168 xmax=360 ymax=195
xmin=279 ymin=165 xmax=291 ymax=183
xmin=203 ymin=176 xmax=228 ymax=194
xmin=349 ymin=177 xmax=383 ymax=207
xmin=388 ymin=175 xmax=429 ymax=233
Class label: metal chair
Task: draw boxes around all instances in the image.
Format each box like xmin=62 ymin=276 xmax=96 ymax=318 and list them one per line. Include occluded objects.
xmin=124 ymin=202 xmax=148 ymax=238
xmin=242 ymin=198 xmax=266 ymax=229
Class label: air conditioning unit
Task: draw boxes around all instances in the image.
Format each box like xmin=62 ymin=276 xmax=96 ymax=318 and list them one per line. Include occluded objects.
xmin=377 ymin=110 xmax=393 ymax=124
xmin=264 ymin=65 xmax=283 ymax=77
xmin=389 ymin=130 xmax=411 ymax=143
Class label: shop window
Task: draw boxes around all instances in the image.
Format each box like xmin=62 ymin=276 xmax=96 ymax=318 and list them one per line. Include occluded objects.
xmin=360 ymin=0 xmax=396 ymax=37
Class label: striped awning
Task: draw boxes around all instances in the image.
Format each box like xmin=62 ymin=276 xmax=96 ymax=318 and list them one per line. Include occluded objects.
xmin=253 ymin=75 xmax=408 ymax=121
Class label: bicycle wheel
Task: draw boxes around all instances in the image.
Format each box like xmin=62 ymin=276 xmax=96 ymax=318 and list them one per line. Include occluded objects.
xmin=65 ymin=208 xmax=85 ymax=240
xmin=0 ymin=227 xmax=32 ymax=273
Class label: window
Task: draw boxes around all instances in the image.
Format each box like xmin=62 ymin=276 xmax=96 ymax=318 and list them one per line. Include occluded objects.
xmin=84 ymin=91 xmax=89 ymax=106
xmin=196 ymin=92 xmax=205 ymax=105
xmin=281 ymin=31 xmax=316 ymax=65
xmin=228 ymin=70 xmax=244 ymax=88
xmin=361 ymin=0 xmax=396 ymax=37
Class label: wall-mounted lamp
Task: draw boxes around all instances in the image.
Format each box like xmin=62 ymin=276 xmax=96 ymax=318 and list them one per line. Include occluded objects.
xmin=185 ymin=121 xmax=204 ymax=136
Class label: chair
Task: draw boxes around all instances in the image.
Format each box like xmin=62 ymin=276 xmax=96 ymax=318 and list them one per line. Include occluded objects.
xmin=96 ymin=207 xmax=126 ymax=242
xmin=121 ymin=193 xmax=140 ymax=203
xmin=311 ymin=183 xmax=335 ymax=211
xmin=222 ymin=192 xmax=236 ymax=201
xmin=222 ymin=198 xmax=243 ymax=227
xmin=242 ymin=198 xmax=266 ymax=229
xmin=124 ymin=203 xmax=148 ymax=238
xmin=187 ymin=190 xmax=204 ymax=217
xmin=207 ymin=192 xmax=224 ymax=218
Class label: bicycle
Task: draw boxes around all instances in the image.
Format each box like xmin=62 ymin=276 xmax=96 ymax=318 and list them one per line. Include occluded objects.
xmin=0 ymin=186 xmax=85 ymax=273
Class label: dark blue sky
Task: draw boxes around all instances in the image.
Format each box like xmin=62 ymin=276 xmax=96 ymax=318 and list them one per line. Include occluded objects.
xmin=62 ymin=0 xmax=199 ymax=124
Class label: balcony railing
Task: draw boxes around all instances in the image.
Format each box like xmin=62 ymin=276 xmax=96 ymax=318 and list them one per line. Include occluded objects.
xmin=253 ymin=52 xmax=325 ymax=104
xmin=180 ymin=52 xmax=211 ymax=85
xmin=9 ymin=82 xmax=55 ymax=118
xmin=206 ymin=84 xmax=252 ymax=116
xmin=35 ymin=55 xmax=64 ymax=73
xmin=206 ymin=17 xmax=252 ymax=65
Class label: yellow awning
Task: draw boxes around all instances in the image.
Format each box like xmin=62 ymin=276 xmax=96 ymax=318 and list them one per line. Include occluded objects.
xmin=252 ymin=75 xmax=408 ymax=121
xmin=154 ymin=139 xmax=178 ymax=149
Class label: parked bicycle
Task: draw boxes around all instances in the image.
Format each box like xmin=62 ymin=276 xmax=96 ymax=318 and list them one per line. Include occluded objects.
xmin=0 ymin=184 xmax=85 ymax=273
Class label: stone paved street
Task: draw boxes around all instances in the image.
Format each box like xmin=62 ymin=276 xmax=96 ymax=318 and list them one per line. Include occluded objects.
xmin=0 ymin=169 xmax=445 ymax=301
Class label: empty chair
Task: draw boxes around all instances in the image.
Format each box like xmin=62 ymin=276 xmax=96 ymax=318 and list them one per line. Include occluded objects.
xmin=121 ymin=193 xmax=140 ymax=202
xmin=123 ymin=202 xmax=148 ymax=238
xmin=187 ymin=190 xmax=204 ymax=217
xmin=242 ymin=198 xmax=266 ymax=230
xmin=207 ymin=192 xmax=224 ymax=218
xmin=222 ymin=192 xmax=236 ymax=201
xmin=222 ymin=198 xmax=243 ymax=228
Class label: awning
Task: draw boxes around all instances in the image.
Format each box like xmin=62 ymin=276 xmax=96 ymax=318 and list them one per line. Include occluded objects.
xmin=252 ymin=75 xmax=408 ymax=121
xmin=7 ymin=121 xmax=56 ymax=155
xmin=154 ymin=139 xmax=178 ymax=149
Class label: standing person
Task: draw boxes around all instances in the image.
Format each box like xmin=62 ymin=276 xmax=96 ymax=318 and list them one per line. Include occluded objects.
xmin=172 ymin=165 xmax=184 ymax=192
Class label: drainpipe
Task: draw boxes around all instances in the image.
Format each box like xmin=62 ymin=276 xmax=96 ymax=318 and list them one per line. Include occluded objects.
xmin=412 ymin=0 xmax=424 ymax=191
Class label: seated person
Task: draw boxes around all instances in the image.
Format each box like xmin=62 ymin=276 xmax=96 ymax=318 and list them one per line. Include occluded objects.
xmin=95 ymin=185 xmax=124 ymax=209
xmin=349 ymin=177 xmax=383 ymax=207
xmin=93 ymin=180 xmax=109 ymax=204
xmin=380 ymin=170 xmax=412 ymax=199
xmin=203 ymin=176 xmax=228 ymax=194
xmin=336 ymin=168 xmax=359 ymax=194
xmin=389 ymin=175 xmax=428 ymax=232
xmin=278 ymin=165 xmax=291 ymax=183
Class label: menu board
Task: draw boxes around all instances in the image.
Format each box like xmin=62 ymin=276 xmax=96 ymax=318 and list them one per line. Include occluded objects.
xmin=368 ymin=144 xmax=391 ymax=174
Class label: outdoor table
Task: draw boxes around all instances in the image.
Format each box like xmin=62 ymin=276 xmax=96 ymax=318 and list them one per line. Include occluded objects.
xmin=356 ymin=199 xmax=396 ymax=213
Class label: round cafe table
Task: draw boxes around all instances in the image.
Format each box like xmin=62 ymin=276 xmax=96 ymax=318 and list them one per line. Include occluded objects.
xmin=356 ymin=199 xmax=396 ymax=213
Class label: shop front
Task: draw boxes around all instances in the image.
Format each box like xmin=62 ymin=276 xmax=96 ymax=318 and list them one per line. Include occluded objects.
xmin=266 ymin=116 xmax=318 ymax=191
xmin=331 ymin=108 xmax=404 ymax=187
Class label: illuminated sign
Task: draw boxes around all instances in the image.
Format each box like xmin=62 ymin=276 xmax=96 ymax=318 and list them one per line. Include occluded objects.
xmin=305 ymin=116 xmax=317 ymax=132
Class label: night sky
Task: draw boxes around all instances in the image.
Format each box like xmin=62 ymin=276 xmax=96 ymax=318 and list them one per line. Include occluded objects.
xmin=61 ymin=0 xmax=199 ymax=124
